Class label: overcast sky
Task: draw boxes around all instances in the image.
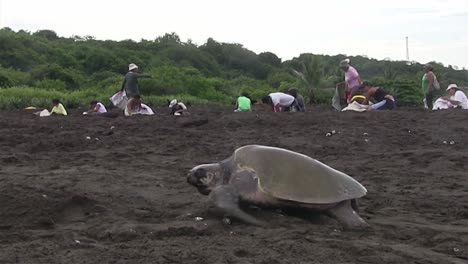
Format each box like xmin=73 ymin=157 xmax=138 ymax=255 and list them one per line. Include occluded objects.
xmin=1 ymin=0 xmax=468 ymax=68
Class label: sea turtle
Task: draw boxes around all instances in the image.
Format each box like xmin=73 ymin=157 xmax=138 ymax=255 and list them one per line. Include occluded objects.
xmin=187 ymin=145 xmax=368 ymax=229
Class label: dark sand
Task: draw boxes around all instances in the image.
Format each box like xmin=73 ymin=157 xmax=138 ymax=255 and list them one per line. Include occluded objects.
xmin=0 ymin=106 xmax=467 ymax=264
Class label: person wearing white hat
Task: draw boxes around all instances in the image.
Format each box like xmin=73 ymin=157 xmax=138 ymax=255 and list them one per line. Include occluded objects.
xmin=438 ymin=84 xmax=468 ymax=110
xmin=168 ymin=99 xmax=188 ymax=115
xmin=120 ymin=63 xmax=153 ymax=99
xmin=338 ymin=58 xmax=362 ymax=104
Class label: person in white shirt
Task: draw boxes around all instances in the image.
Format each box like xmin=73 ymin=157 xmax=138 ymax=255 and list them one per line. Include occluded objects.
xmin=169 ymin=99 xmax=188 ymax=116
xmin=87 ymin=101 xmax=108 ymax=114
xmin=125 ymin=95 xmax=155 ymax=116
xmin=261 ymin=92 xmax=296 ymax=112
xmin=436 ymin=84 xmax=468 ymax=110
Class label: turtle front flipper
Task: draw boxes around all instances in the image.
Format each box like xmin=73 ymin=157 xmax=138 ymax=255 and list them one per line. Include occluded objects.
xmin=210 ymin=185 xmax=266 ymax=226
xmin=327 ymin=200 xmax=369 ymax=230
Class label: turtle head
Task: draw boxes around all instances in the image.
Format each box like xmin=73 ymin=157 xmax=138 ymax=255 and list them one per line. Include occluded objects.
xmin=187 ymin=164 xmax=223 ymax=195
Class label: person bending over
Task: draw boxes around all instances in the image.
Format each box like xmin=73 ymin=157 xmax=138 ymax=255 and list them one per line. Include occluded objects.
xmin=360 ymin=82 xmax=396 ymax=110
xmin=169 ymin=99 xmax=189 ymax=115
xmin=434 ymin=84 xmax=468 ymax=110
xmin=235 ymin=93 xmax=252 ymax=112
xmin=125 ymin=95 xmax=143 ymax=116
xmin=262 ymin=92 xmax=296 ymax=112
xmin=87 ymin=100 xmax=107 ymax=114
xmin=287 ymin=88 xmax=306 ymax=112
xmin=51 ymin=99 xmax=68 ymax=116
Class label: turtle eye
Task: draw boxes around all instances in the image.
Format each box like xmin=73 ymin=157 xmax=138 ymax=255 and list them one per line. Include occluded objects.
xmin=200 ymin=172 xmax=215 ymax=185
xmin=194 ymin=168 xmax=207 ymax=179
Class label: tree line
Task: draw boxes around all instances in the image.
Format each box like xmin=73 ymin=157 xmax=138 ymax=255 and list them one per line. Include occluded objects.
xmin=0 ymin=28 xmax=467 ymax=108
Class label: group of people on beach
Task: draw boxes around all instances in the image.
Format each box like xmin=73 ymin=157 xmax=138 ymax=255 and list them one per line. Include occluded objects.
xmin=39 ymin=63 xmax=189 ymax=117
xmin=422 ymin=64 xmax=468 ymax=110
xmin=38 ymin=60 xmax=467 ymax=117
xmin=256 ymin=59 xmax=397 ymax=113
xmin=245 ymin=59 xmax=467 ymax=113
xmin=116 ymin=63 xmax=189 ymax=116
xmin=342 ymin=81 xmax=396 ymax=112
xmin=338 ymin=60 xmax=467 ymax=112
xmin=259 ymin=88 xmax=306 ymax=113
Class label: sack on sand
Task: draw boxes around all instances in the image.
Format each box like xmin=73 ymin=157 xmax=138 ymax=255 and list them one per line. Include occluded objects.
xmin=110 ymin=91 xmax=128 ymax=110
xmin=37 ymin=109 xmax=51 ymax=117
xmin=332 ymin=86 xmax=342 ymax=111
xmin=341 ymin=101 xmax=368 ymax=112
xmin=433 ymin=75 xmax=441 ymax=90
xmin=140 ymin=104 xmax=154 ymax=115
xmin=432 ymin=98 xmax=453 ymax=110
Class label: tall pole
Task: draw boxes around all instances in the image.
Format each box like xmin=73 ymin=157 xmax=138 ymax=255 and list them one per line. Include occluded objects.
xmin=406 ymin=36 xmax=410 ymax=62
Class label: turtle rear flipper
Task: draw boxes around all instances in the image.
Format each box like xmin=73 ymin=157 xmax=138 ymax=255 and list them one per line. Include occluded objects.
xmin=210 ymin=185 xmax=266 ymax=226
xmin=328 ymin=200 xmax=369 ymax=230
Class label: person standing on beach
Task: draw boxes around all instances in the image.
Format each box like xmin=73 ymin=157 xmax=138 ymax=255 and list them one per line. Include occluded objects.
xmin=339 ymin=59 xmax=362 ymax=104
xmin=121 ymin=63 xmax=152 ymax=99
xmin=421 ymin=64 xmax=439 ymax=109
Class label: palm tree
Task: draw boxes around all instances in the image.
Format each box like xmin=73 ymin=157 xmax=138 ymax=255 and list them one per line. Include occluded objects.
xmin=290 ymin=56 xmax=323 ymax=103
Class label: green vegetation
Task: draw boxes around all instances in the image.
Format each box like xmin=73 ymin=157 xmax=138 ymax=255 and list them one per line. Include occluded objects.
xmin=0 ymin=28 xmax=467 ymax=109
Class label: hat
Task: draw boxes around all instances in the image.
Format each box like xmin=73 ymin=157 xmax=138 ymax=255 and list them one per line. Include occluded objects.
xmin=340 ymin=58 xmax=350 ymax=67
xmin=446 ymin=84 xmax=459 ymax=91
xmin=169 ymin=99 xmax=177 ymax=108
xmin=128 ymin=63 xmax=138 ymax=71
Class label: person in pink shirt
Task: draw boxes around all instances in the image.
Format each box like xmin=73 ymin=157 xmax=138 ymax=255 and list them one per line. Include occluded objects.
xmin=339 ymin=59 xmax=362 ymax=103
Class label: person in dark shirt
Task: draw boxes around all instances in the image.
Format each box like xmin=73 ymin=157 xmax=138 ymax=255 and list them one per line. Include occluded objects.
xmin=287 ymin=88 xmax=306 ymax=112
xmin=120 ymin=63 xmax=152 ymax=98
xmin=359 ymin=81 xmax=396 ymax=110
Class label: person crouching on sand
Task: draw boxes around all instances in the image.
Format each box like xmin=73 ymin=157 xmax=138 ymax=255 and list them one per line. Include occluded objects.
xmin=286 ymin=88 xmax=306 ymax=112
xmin=125 ymin=95 xmax=143 ymax=116
xmin=433 ymin=84 xmax=468 ymax=110
xmin=359 ymin=82 xmax=396 ymax=110
xmin=85 ymin=100 xmax=107 ymax=114
xmin=51 ymin=99 xmax=68 ymax=116
xmin=124 ymin=95 xmax=155 ymax=116
xmin=169 ymin=99 xmax=189 ymax=116
xmin=235 ymin=93 xmax=252 ymax=112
